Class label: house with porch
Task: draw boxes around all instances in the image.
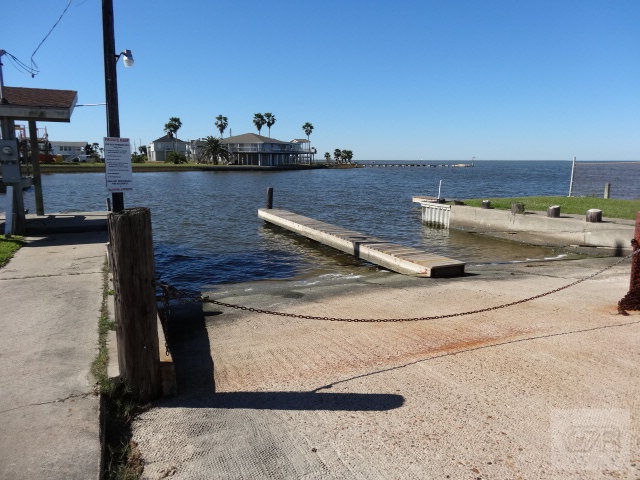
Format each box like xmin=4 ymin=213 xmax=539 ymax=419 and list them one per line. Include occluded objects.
xmin=221 ymin=133 xmax=314 ymax=166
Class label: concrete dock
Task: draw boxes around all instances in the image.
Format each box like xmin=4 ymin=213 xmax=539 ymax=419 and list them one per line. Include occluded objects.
xmin=258 ymin=208 xmax=465 ymax=278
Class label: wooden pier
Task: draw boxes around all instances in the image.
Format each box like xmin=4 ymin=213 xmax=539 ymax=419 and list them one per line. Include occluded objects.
xmin=258 ymin=208 xmax=465 ymax=278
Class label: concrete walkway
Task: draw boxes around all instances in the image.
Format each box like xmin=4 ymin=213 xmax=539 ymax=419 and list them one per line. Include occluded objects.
xmin=0 ymin=223 xmax=107 ymax=479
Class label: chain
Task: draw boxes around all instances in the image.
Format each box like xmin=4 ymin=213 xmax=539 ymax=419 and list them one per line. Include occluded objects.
xmin=158 ymin=249 xmax=639 ymax=324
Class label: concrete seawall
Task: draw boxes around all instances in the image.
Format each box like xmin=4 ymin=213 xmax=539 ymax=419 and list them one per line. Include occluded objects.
xmin=448 ymin=205 xmax=635 ymax=252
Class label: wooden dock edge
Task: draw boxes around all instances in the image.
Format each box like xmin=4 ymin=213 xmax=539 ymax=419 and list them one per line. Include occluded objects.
xmin=258 ymin=208 xmax=465 ymax=278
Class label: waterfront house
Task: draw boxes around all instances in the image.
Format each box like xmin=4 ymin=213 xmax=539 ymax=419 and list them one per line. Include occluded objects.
xmin=147 ymin=134 xmax=188 ymax=162
xmin=221 ymin=133 xmax=313 ymax=166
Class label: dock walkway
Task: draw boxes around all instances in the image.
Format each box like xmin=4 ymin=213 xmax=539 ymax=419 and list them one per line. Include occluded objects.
xmin=258 ymin=208 xmax=465 ymax=277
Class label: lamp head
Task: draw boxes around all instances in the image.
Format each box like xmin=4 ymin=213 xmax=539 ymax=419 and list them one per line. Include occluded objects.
xmin=119 ymin=49 xmax=134 ymax=67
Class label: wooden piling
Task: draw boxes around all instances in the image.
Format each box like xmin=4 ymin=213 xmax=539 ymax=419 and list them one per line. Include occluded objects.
xmin=547 ymin=205 xmax=561 ymax=218
xmin=618 ymin=212 xmax=640 ymax=314
xmin=266 ymin=187 xmax=273 ymax=209
xmin=108 ymin=207 xmax=160 ymax=402
xmin=511 ymin=203 xmax=525 ymax=214
xmin=586 ymin=209 xmax=602 ymax=223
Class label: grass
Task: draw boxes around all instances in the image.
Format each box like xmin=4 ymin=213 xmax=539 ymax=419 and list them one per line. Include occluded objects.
xmin=93 ymin=259 xmax=144 ymax=480
xmin=463 ymin=196 xmax=640 ymax=220
xmin=0 ymin=236 xmax=24 ymax=268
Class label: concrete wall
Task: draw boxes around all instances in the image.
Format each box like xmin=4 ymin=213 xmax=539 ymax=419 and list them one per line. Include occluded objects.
xmin=449 ymin=205 xmax=635 ymax=251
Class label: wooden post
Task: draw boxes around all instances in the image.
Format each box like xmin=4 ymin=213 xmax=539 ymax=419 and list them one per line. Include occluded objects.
xmin=108 ymin=207 xmax=160 ymax=402
xmin=618 ymin=212 xmax=640 ymax=314
xmin=547 ymin=205 xmax=561 ymax=218
xmin=586 ymin=209 xmax=602 ymax=223
xmin=266 ymin=187 xmax=273 ymax=209
xmin=481 ymin=200 xmax=491 ymax=209
xmin=511 ymin=203 xmax=525 ymax=214
xmin=604 ymin=183 xmax=611 ymax=199
xmin=28 ymin=120 xmax=44 ymax=216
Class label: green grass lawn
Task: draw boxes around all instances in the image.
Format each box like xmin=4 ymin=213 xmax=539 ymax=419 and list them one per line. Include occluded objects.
xmin=463 ymin=196 xmax=640 ymax=220
xmin=0 ymin=237 xmax=23 ymax=268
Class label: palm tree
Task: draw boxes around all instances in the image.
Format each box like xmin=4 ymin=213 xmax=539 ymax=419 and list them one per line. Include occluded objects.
xmin=215 ymin=115 xmax=228 ymax=137
xmin=334 ymin=148 xmax=342 ymax=163
xmin=324 ymin=152 xmax=331 ymax=163
xmin=164 ymin=117 xmax=182 ymax=157
xmin=342 ymin=149 xmax=354 ymax=163
xmin=164 ymin=117 xmax=182 ymax=138
xmin=200 ymin=136 xmax=229 ymax=165
xmin=253 ymin=113 xmax=266 ymax=135
xmin=264 ymin=113 xmax=276 ymax=137
xmin=302 ymin=122 xmax=314 ymax=142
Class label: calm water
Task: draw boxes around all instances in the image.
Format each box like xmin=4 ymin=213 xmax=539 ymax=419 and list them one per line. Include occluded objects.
xmin=6 ymin=160 xmax=639 ymax=292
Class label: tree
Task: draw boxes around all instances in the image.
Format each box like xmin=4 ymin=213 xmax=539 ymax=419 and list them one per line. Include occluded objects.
xmin=264 ymin=113 xmax=276 ymax=137
xmin=200 ymin=136 xmax=229 ymax=165
xmin=324 ymin=152 xmax=331 ymax=163
xmin=138 ymin=145 xmax=147 ymax=155
xmin=164 ymin=117 xmax=182 ymax=155
xmin=164 ymin=117 xmax=182 ymax=138
xmin=84 ymin=142 xmax=101 ymax=161
xmin=215 ymin=115 xmax=228 ymax=137
xmin=253 ymin=113 xmax=266 ymax=135
xmin=342 ymin=149 xmax=354 ymax=163
xmin=333 ymin=148 xmax=342 ymax=163
xmin=302 ymin=122 xmax=314 ymax=142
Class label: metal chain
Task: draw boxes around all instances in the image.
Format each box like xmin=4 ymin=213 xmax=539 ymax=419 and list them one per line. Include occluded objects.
xmin=158 ymin=249 xmax=639 ymax=323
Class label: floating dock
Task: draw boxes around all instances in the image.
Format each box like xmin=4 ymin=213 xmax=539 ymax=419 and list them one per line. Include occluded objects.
xmin=258 ymin=208 xmax=465 ymax=278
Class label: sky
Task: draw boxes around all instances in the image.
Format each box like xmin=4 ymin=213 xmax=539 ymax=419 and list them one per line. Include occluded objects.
xmin=2 ymin=0 xmax=639 ymax=160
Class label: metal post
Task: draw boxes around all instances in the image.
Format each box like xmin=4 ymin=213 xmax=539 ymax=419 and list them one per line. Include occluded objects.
xmin=102 ymin=0 xmax=124 ymax=212
xmin=618 ymin=212 xmax=640 ymax=314
xmin=568 ymin=156 xmax=576 ymax=197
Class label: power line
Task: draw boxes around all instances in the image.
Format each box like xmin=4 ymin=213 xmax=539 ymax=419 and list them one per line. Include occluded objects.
xmin=29 ymin=0 xmax=74 ymax=75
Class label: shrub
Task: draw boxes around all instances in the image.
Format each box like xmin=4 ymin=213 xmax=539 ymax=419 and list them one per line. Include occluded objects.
xmin=166 ymin=151 xmax=187 ymax=164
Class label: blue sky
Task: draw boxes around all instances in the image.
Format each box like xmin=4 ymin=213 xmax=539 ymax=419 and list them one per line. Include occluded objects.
xmin=2 ymin=0 xmax=639 ymax=160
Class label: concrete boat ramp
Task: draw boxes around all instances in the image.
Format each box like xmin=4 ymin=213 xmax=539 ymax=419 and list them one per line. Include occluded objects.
xmin=258 ymin=208 xmax=465 ymax=277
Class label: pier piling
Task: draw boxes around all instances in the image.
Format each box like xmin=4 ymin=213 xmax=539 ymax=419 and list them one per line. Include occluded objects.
xmin=618 ymin=212 xmax=640 ymax=314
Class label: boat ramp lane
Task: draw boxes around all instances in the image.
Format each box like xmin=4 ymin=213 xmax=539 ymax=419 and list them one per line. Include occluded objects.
xmin=258 ymin=208 xmax=465 ymax=278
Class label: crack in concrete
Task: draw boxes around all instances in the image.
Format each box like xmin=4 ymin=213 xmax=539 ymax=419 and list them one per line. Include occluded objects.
xmin=0 ymin=271 xmax=103 ymax=281
xmin=0 ymin=392 xmax=95 ymax=415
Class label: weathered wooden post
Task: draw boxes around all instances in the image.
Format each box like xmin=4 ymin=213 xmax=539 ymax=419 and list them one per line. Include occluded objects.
xmin=266 ymin=187 xmax=274 ymax=209
xmin=604 ymin=183 xmax=611 ymax=199
xmin=511 ymin=203 xmax=525 ymax=214
xmin=618 ymin=212 xmax=640 ymax=314
xmin=108 ymin=207 xmax=160 ymax=402
xmin=586 ymin=209 xmax=602 ymax=223
xmin=547 ymin=205 xmax=561 ymax=218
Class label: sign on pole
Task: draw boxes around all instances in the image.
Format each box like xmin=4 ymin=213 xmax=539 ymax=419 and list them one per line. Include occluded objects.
xmin=104 ymin=137 xmax=133 ymax=192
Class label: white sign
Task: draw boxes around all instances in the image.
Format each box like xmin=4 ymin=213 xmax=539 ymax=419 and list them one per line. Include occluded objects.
xmin=104 ymin=137 xmax=133 ymax=192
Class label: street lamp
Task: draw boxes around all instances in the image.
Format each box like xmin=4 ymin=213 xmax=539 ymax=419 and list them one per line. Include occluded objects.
xmin=102 ymin=0 xmax=133 ymax=212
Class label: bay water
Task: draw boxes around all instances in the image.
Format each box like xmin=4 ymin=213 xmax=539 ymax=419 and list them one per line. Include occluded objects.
xmin=9 ymin=160 xmax=639 ymax=293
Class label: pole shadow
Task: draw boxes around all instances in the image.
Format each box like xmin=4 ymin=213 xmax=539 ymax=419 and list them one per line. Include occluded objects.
xmin=161 ymin=301 xmax=404 ymax=412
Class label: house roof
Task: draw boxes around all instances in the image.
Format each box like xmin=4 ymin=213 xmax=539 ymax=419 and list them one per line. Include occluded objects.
xmin=150 ymin=134 xmax=186 ymax=143
xmin=0 ymin=86 xmax=77 ymax=122
xmin=291 ymin=138 xmax=309 ymax=143
xmin=221 ymin=132 xmax=289 ymax=145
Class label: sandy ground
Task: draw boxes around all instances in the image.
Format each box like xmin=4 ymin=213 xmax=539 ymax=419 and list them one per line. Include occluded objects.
xmin=133 ymin=258 xmax=639 ymax=479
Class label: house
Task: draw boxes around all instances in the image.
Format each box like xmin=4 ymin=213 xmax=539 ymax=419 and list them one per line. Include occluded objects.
xmin=49 ymin=141 xmax=87 ymax=161
xmin=147 ymin=134 xmax=188 ymax=162
xmin=221 ymin=133 xmax=314 ymax=166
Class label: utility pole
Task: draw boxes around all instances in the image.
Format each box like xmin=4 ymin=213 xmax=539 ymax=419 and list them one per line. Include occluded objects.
xmin=102 ymin=0 xmax=124 ymax=212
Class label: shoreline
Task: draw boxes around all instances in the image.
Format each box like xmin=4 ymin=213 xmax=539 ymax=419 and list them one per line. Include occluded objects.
xmin=20 ymin=163 xmax=360 ymax=174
